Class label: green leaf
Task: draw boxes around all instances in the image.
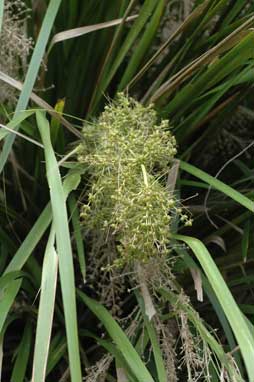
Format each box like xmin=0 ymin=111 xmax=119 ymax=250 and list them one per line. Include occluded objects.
xmin=173 ymin=234 xmax=254 ymax=380
xmin=180 ymin=160 xmax=254 ymax=212
xmin=68 ymin=194 xmax=86 ymax=282
xmin=0 ymin=271 xmax=24 ymax=293
xmin=242 ymin=219 xmax=250 ymax=263
xmin=164 ymin=32 xmax=254 ymax=115
xmin=136 ymin=293 xmax=167 ymax=382
xmin=0 ymin=110 xmax=35 ymax=141
xmin=0 ymin=272 xmax=24 ymax=333
xmin=48 ymin=15 xmax=137 ymax=52
xmin=118 ymin=0 xmax=165 ymax=90
xmin=0 ymin=285 xmax=21 ymax=332
xmin=0 ymin=315 xmax=18 ymax=379
xmin=32 ymin=229 xmax=58 ymax=382
xmin=126 ymin=0 xmax=210 ymax=90
xmin=5 ymin=172 xmax=80 ymax=274
xmin=80 ymin=329 xmax=135 ymax=380
xmin=46 ymin=335 xmax=67 ymax=376
xmin=11 ymin=321 xmax=33 ymax=382
xmin=89 ymin=0 xmax=158 ymax=113
xmin=36 ymin=111 xmax=82 ymax=382
xmin=78 ymin=291 xmax=155 ymax=382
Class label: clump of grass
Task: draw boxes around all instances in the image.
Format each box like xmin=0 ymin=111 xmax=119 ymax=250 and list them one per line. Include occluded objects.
xmin=76 ymin=94 xmax=244 ymax=381
xmin=78 ymin=93 xmax=191 ymax=268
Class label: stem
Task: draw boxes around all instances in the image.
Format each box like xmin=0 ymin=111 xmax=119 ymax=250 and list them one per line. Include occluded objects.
xmin=141 ymin=164 xmax=148 ymax=187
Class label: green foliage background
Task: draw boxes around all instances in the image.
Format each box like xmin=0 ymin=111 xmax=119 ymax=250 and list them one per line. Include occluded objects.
xmin=1 ymin=0 xmax=254 ymax=381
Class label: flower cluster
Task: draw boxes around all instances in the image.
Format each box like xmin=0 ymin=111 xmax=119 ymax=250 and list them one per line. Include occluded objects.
xmin=78 ymin=93 xmax=190 ymax=267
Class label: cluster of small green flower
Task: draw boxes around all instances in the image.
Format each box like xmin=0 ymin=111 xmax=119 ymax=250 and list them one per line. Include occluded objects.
xmin=78 ymin=93 xmax=191 ymax=267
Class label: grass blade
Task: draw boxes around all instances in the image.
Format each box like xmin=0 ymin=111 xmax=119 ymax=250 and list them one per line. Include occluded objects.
xmin=68 ymin=194 xmax=86 ymax=282
xmin=5 ymin=172 xmax=80 ymax=274
xmin=0 ymin=273 xmax=23 ymax=333
xmin=173 ymin=234 xmax=254 ymax=380
xmin=80 ymin=329 xmax=135 ymax=380
xmin=89 ymin=0 xmax=158 ymax=113
xmin=118 ymin=0 xmax=165 ymax=90
xmin=0 ymin=0 xmax=63 ymax=173
xmin=32 ymin=229 xmax=58 ymax=382
xmin=78 ymin=291 xmax=155 ymax=382
xmin=46 ymin=337 xmax=67 ymax=376
xmin=48 ymin=15 xmax=137 ymax=52
xmin=242 ymin=219 xmax=250 ymax=263
xmin=36 ymin=111 xmax=82 ymax=382
xmin=151 ymin=21 xmax=254 ymax=104
xmin=11 ymin=321 xmax=33 ymax=382
xmin=162 ymin=32 xmax=254 ymax=113
xmin=126 ymin=0 xmax=210 ymax=89
xmin=136 ymin=293 xmax=167 ymax=382
xmin=180 ymin=160 xmax=254 ymax=212
xmin=0 ymin=316 xmax=18 ymax=379
xmin=0 ymin=110 xmax=35 ymax=141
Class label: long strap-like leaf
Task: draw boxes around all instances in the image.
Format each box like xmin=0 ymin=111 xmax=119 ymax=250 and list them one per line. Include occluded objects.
xmin=36 ymin=111 xmax=82 ymax=382
xmin=78 ymin=291 xmax=155 ymax=382
xmin=32 ymin=228 xmax=58 ymax=382
xmin=180 ymin=160 xmax=254 ymax=212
